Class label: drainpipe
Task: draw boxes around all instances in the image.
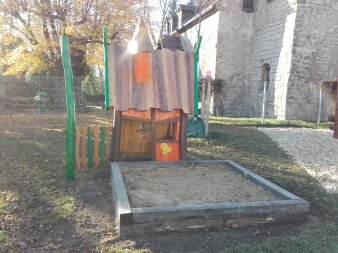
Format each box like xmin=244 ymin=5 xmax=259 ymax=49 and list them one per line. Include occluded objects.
xmin=317 ymin=81 xmax=323 ymax=124
xmin=262 ymin=81 xmax=267 ymax=124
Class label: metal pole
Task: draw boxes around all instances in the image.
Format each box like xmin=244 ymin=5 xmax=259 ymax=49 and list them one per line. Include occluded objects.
xmin=205 ymin=79 xmax=212 ymax=136
xmin=103 ymin=27 xmax=110 ymax=109
xmin=194 ymin=36 xmax=202 ymax=116
xmin=61 ymin=35 xmax=76 ymax=180
xmin=201 ymin=79 xmax=206 ymax=119
xmin=317 ymin=81 xmax=323 ymax=124
xmin=262 ymin=81 xmax=267 ymax=124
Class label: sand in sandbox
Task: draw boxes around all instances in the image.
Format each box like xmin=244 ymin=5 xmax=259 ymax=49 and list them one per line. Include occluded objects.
xmin=122 ymin=165 xmax=281 ymax=208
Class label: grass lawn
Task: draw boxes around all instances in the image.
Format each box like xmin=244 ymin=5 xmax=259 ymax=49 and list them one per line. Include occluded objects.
xmin=0 ymin=113 xmax=337 ymax=252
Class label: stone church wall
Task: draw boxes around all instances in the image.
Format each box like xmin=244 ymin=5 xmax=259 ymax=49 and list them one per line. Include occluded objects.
xmin=286 ymin=0 xmax=338 ymax=121
xmin=247 ymin=0 xmax=297 ymax=119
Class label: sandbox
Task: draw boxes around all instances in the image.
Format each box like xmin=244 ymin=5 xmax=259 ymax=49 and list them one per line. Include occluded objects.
xmin=111 ymin=160 xmax=309 ymax=236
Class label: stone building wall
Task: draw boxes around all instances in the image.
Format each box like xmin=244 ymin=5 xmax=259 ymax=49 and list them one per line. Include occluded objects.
xmin=214 ymin=0 xmax=253 ymax=117
xmin=286 ymin=0 xmax=338 ymax=121
xmin=247 ymin=0 xmax=297 ymax=119
xmin=174 ymin=0 xmax=337 ymax=121
xmin=180 ymin=12 xmax=220 ymax=78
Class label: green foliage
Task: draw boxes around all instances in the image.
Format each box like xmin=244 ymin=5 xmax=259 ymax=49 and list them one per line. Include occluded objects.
xmin=82 ymin=70 xmax=103 ymax=96
xmin=0 ymin=0 xmax=137 ymax=76
xmin=0 ymin=231 xmax=11 ymax=253
xmin=54 ymin=195 xmax=75 ymax=220
xmin=33 ymin=92 xmax=48 ymax=104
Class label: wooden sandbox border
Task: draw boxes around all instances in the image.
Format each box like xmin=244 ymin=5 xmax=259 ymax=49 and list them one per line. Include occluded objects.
xmin=111 ymin=160 xmax=309 ymax=235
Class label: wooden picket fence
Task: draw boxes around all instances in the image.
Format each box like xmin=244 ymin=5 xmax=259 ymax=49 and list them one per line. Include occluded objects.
xmin=75 ymin=126 xmax=113 ymax=170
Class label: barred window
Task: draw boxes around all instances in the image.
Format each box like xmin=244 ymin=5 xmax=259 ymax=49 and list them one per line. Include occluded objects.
xmin=242 ymin=0 xmax=254 ymax=13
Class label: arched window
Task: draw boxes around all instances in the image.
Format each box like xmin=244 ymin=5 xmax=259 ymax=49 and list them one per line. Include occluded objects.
xmin=242 ymin=0 xmax=254 ymax=13
xmin=262 ymin=63 xmax=271 ymax=84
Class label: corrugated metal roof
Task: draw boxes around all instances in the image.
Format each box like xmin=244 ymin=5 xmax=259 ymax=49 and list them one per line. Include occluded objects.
xmin=107 ymin=45 xmax=194 ymax=114
xmin=159 ymin=35 xmax=184 ymax=51
xmin=178 ymin=4 xmax=197 ymax=13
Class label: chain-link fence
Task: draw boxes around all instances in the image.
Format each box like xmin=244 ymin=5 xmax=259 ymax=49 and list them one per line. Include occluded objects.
xmin=0 ymin=75 xmax=110 ymax=115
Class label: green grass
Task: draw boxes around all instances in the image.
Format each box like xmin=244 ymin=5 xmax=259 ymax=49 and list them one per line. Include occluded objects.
xmin=0 ymin=231 xmax=11 ymax=253
xmin=227 ymin=222 xmax=338 ymax=253
xmin=209 ymin=116 xmax=332 ymax=129
xmin=54 ymin=195 xmax=75 ymax=221
xmin=192 ymin=126 xmax=337 ymax=214
xmin=0 ymin=191 xmax=19 ymax=214
xmin=0 ymin=114 xmax=337 ymax=252
xmin=98 ymin=247 xmax=151 ymax=253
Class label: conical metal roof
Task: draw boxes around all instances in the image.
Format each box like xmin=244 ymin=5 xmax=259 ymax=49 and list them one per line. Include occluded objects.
xmin=131 ymin=18 xmax=154 ymax=53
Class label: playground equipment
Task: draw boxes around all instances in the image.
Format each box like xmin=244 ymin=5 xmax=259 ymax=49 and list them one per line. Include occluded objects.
xmin=104 ymin=19 xmax=194 ymax=162
xmin=60 ymin=19 xmax=200 ymax=179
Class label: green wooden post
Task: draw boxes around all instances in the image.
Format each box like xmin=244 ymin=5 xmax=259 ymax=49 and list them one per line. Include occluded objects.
xmin=103 ymin=27 xmax=110 ymax=108
xmin=194 ymin=36 xmax=202 ymax=116
xmin=60 ymin=35 xmax=75 ymax=180
xmin=87 ymin=127 xmax=94 ymax=169
xmin=100 ymin=126 xmax=106 ymax=166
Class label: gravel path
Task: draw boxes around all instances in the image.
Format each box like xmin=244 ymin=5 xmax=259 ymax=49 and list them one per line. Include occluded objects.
xmin=259 ymin=128 xmax=338 ymax=193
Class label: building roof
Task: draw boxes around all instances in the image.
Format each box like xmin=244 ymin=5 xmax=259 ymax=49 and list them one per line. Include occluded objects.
xmin=172 ymin=0 xmax=221 ymax=35
xmin=178 ymin=4 xmax=198 ymax=13
xmin=157 ymin=35 xmax=184 ymax=51
xmin=107 ymin=44 xmax=194 ymax=114
xmin=131 ymin=18 xmax=154 ymax=53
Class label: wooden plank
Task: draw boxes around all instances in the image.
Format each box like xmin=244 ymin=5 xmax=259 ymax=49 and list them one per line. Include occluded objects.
xmin=151 ymin=109 xmax=156 ymax=161
xmin=165 ymin=50 xmax=176 ymax=110
xmin=121 ymin=115 xmax=151 ymax=122
xmin=120 ymin=119 xmax=151 ymax=154
xmin=112 ymin=111 xmax=122 ymax=162
xmin=131 ymin=200 xmax=309 ymax=224
xmin=105 ymin=126 xmax=112 ymax=162
xmin=93 ymin=126 xmax=100 ymax=168
xmin=121 ymin=50 xmax=130 ymax=110
xmin=87 ymin=127 xmax=94 ymax=169
xmin=179 ymin=111 xmax=187 ymax=160
xmin=177 ymin=51 xmax=189 ymax=111
xmin=122 ymin=109 xmax=151 ymax=119
xmin=155 ymin=116 xmax=180 ymax=125
xmin=151 ymin=51 xmax=160 ymax=109
xmin=108 ymin=45 xmax=117 ymax=107
xmin=111 ymin=163 xmax=132 ymax=225
xmin=81 ymin=127 xmax=88 ymax=169
xmin=75 ymin=127 xmax=81 ymax=171
xmin=159 ymin=50 xmax=169 ymax=111
xmin=100 ymin=127 xmax=106 ymax=166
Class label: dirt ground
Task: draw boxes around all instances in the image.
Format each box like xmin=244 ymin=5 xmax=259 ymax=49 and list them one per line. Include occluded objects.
xmin=1 ymin=113 xmax=338 ymax=252
xmin=122 ymin=165 xmax=279 ymax=208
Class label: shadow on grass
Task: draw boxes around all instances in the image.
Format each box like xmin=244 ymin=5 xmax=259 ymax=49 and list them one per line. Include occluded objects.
xmin=0 ymin=115 xmax=115 ymax=252
xmin=188 ymin=125 xmax=337 ymax=215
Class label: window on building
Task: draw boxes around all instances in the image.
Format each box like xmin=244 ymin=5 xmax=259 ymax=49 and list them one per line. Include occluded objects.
xmin=242 ymin=0 xmax=254 ymax=13
xmin=262 ymin=63 xmax=271 ymax=84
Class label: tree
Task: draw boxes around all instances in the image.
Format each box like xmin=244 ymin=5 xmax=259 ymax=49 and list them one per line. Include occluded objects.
xmin=0 ymin=0 xmax=137 ymax=76
xmin=137 ymin=0 xmax=174 ymax=43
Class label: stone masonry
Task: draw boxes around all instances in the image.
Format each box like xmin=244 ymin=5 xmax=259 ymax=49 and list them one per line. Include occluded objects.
xmin=169 ymin=0 xmax=338 ymax=120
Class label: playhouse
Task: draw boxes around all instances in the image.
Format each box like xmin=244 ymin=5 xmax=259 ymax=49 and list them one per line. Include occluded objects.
xmin=105 ymin=19 xmax=194 ymax=162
